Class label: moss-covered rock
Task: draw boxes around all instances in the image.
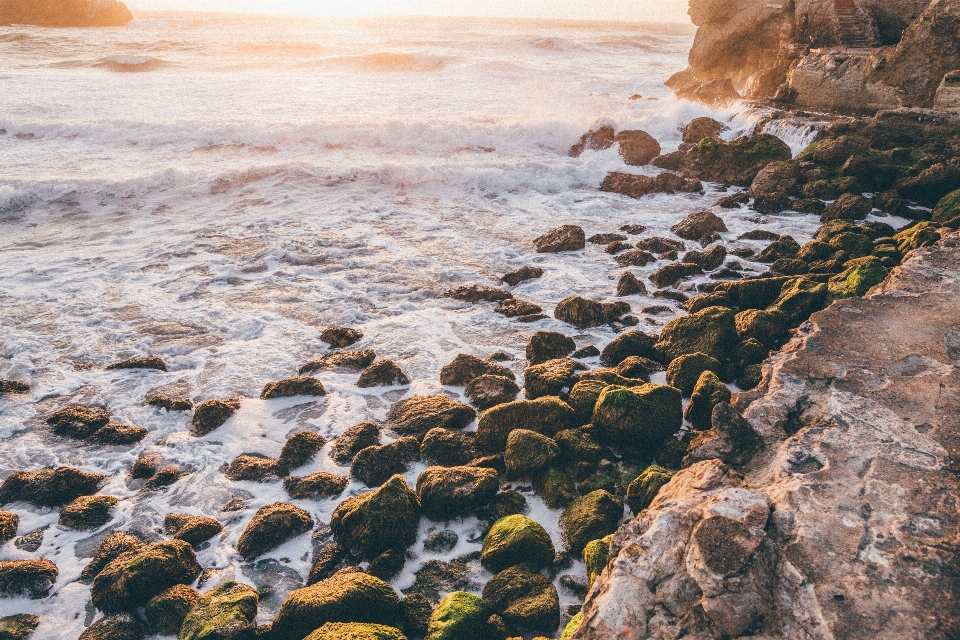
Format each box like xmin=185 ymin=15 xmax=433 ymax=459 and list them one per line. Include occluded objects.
xmin=440 ymin=354 xmax=514 ymax=387
xmin=894 ymin=222 xmax=941 ymax=256
xmin=420 ymin=428 xmax=478 ymax=467
xmin=932 ymin=188 xmax=960 ymax=227
xmin=523 ymin=359 xmax=578 ymax=400
xmin=481 ymin=565 xmax=560 ymax=635
xmin=145 ymin=583 xmax=199 ymax=635
xmin=385 ymin=396 xmax=476 ymax=442
xmin=560 ymin=611 xmax=582 ymax=640
xmin=559 ymin=490 xmax=622 ymax=554
xmin=505 ymin=430 xmax=559 ymax=476
xmin=475 ymin=397 xmax=575 ymax=452
xmin=237 ymin=502 xmax=313 ymax=562
xmin=767 ymin=277 xmax=828 ymax=325
xmin=367 ymin=548 xmax=406 ymax=582
xmin=284 ymin=472 xmax=349 ymax=501
xmin=261 ymin=377 xmax=327 ymax=400
xmin=684 ymin=371 xmax=732 ymax=431
xmin=330 ymin=422 xmax=381 ymax=465
xmin=91 ymin=540 xmax=201 ymax=613
xmin=416 ymin=466 xmax=498 ymax=521
xmin=533 ymin=466 xmax=578 ymax=509
xmin=827 ymin=231 xmax=874 ymax=257
xmin=357 ymin=360 xmax=411 ymax=388
xmin=0 ymin=560 xmax=57 ymax=599
xmin=351 ymin=437 xmax=420 ymax=488
xmin=599 ymin=330 xmax=660 ymax=367
xmin=680 ymin=133 xmax=792 ymax=186
xmin=734 ymin=308 xmax=788 ymax=348
xmin=738 ymin=363 xmax=764 ymax=390
xmin=81 ymin=533 xmax=144 ymax=583
xmin=45 ymin=405 xmax=110 ymax=439
xmin=591 ymin=384 xmax=681 ymax=453
xmin=665 ymin=352 xmax=720 ymax=396
xmin=331 ymin=475 xmax=420 ymax=562
xmin=78 ymin=614 xmax=146 ymax=640
xmin=0 ymin=467 xmax=105 ymax=507
xmin=0 ymin=614 xmax=39 ymax=640
xmin=487 ymin=491 xmax=528 ymax=521
xmin=400 ymin=593 xmax=432 ymax=638
xmin=164 ymin=514 xmax=223 ymax=547
xmin=828 ymin=256 xmax=889 ymax=299
xmin=626 ymin=466 xmax=673 ymax=515
xmin=821 ymin=193 xmax=872 ymax=222
xmin=0 ymin=512 xmax=17 ymax=542
xmin=271 ymin=569 xmax=402 ymax=640
xmin=656 ymin=306 xmax=738 ymax=362
xmin=465 ymin=375 xmax=520 ymax=411
xmin=583 ymin=534 xmax=612 ymax=587
xmin=480 ymin=515 xmax=554 ymax=573
xmin=424 ymin=592 xmax=490 ymax=640
xmin=59 ymin=495 xmax=118 ymax=530
xmin=191 ymin=399 xmax=241 ymax=437
xmin=526 ymin=331 xmax=575 ymax=365
xmin=277 ymin=431 xmax=327 ymax=474
xmin=306 ymin=622 xmax=407 ymax=640
xmin=179 ymin=581 xmax=258 ymax=640
xmin=554 ymin=429 xmax=603 ymax=469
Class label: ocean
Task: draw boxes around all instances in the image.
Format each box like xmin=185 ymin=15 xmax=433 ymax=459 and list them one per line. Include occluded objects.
xmin=0 ymin=12 xmax=825 ymax=636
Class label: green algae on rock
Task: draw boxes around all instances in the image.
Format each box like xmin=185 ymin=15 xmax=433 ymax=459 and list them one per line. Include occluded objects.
xmin=59 ymin=495 xmax=118 ymax=530
xmin=591 ymin=384 xmax=681 ymax=453
xmin=583 ymin=535 xmax=612 ymax=587
xmin=665 ymin=352 xmax=720 ymax=396
xmin=505 ymin=430 xmax=559 ymax=476
xmin=560 ymin=490 xmax=622 ymax=555
xmin=91 ymin=540 xmax=201 ymax=613
xmin=145 ymin=584 xmax=199 ymax=636
xmin=828 ymin=257 xmax=889 ymax=299
xmin=768 ymin=278 xmax=827 ymax=325
xmin=475 ymin=396 xmax=575 ymax=452
xmin=932 ymin=189 xmax=960 ymax=227
xmin=306 ymin=622 xmax=407 ymax=640
xmin=656 ymin=306 xmax=738 ymax=362
xmin=0 ymin=560 xmax=58 ymax=599
xmin=481 ymin=565 xmax=560 ymax=635
xmin=533 ymin=466 xmax=579 ymax=509
xmin=480 ymin=514 xmax=554 ymax=573
xmin=0 ymin=613 xmax=39 ymax=640
xmin=523 ymin=358 xmax=578 ymax=400
xmin=237 ymin=502 xmax=313 ymax=561
xmin=424 ymin=591 xmax=491 ymax=640
xmin=684 ymin=371 xmax=732 ymax=431
xmin=416 ymin=466 xmax=499 ymax=520
xmin=626 ymin=465 xmax=674 ymax=515
xmin=330 ymin=475 xmax=420 ymax=561
xmin=560 ymin=611 xmax=583 ymax=640
xmin=734 ymin=308 xmax=788 ymax=348
xmin=179 ymin=581 xmax=258 ymax=640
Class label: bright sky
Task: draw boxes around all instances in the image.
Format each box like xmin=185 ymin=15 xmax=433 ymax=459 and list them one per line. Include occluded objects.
xmin=126 ymin=0 xmax=692 ymax=23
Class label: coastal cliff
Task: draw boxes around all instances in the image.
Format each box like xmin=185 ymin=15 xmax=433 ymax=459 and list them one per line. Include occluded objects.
xmin=0 ymin=0 xmax=133 ymax=27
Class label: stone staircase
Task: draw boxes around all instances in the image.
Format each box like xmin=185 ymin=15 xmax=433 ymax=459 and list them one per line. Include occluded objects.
xmin=834 ymin=0 xmax=874 ymax=47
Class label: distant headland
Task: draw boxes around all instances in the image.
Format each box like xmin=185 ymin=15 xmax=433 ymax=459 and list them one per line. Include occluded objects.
xmin=0 ymin=0 xmax=133 ymax=27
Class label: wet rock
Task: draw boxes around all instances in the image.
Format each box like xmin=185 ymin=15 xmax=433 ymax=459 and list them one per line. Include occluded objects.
xmin=533 ymin=466 xmax=578 ymax=509
xmin=553 ymin=296 xmax=603 ymax=329
xmin=300 ymin=350 xmax=377 ymax=375
xmin=237 ymin=503 xmax=312 ymax=562
xmin=423 ymin=530 xmax=459 ymax=554
xmin=932 ymin=188 xmax=960 ymax=226
xmin=571 ymin=345 xmax=600 ymax=359
xmin=271 ymin=569 xmax=403 ymax=640
xmin=734 ymin=308 xmax=787 ymax=347
xmin=615 ymin=130 xmax=661 ymax=166
xmin=424 ymin=591 xmax=490 ymax=640
xmin=592 ymin=384 xmax=681 ymax=453
xmin=505 ymin=430 xmax=559 ymax=476
xmin=523 ymin=358 xmax=577 ymax=400
xmin=649 ymin=262 xmax=703 ymax=288
xmin=682 ymin=117 xmax=725 ymax=144
xmin=106 ymin=355 xmax=167 ymax=372
xmin=534 ymin=225 xmax=585 ymax=253
xmin=896 ymin=162 xmax=960 ymax=207
xmin=191 ymin=399 xmax=240 ymax=437
xmin=526 ymin=331 xmax=575 ymax=365
xmin=751 ymin=192 xmax=791 ymax=214
xmin=615 ymin=355 xmax=657 ymax=380
xmin=164 ymin=514 xmax=223 ymax=546
xmin=0 ymin=512 xmax=17 ymax=542
xmin=475 ymin=397 xmax=575 ymax=452
xmin=613 ymin=249 xmax=657 ymax=268
xmin=657 ymin=305 xmax=738 ymax=362
xmin=180 ymin=581 xmax=258 ymax=640
xmin=599 ymin=330 xmax=660 ymax=367
xmin=894 ymin=222 xmax=942 ymax=255
xmin=419 ymin=428 xmax=478 ymax=467
xmin=821 ymin=193 xmax=873 ymax=222
xmin=619 ymin=224 xmax=647 ymax=235
xmin=768 ymin=277 xmax=828 ymax=325
xmin=59 ymin=495 xmax=118 ymax=530
xmin=670 ymin=210 xmax=727 ymax=241
xmin=386 ymin=396 xmax=476 ymax=442
xmin=560 ymin=490 xmax=622 ymax=554
xmin=306 ymin=622 xmax=406 ymax=640
xmin=683 ymin=402 xmax=763 ymax=468
xmin=501 ymin=266 xmax=544 ymax=287
xmin=351 ymin=437 xmax=420 ymax=488
xmin=465 ymin=375 xmax=519 ymax=411
xmin=225 ymin=454 xmax=279 ymax=482
xmin=588 ymin=233 xmax=627 ymax=245
xmin=0 ymin=560 xmax=57 ymax=599
xmin=401 ymin=593 xmax=433 ymax=638
xmin=570 ymin=125 xmax=615 ymax=157
xmin=604 ymin=240 xmax=632 ymax=254
xmin=601 ymin=172 xmax=703 ymax=199
xmin=482 ymin=565 xmax=560 ymax=635
xmin=146 ymin=584 xmax=200 ymax=636
xmin=131 ymin=452 xmax=161 ymax=480
xmin=583 ymin=535 xmax=611 ymax=588
xmin=331 ymin=475 xmax=420 ymax=561
xmin=666 ymin=352 xmax=721 ymax=396
xmin=515 ymin=313 xmax=548 ymax=323
xmin=685 ymin=371 xmax=732 ymax=430
xmin=683 ymin=245 xmax=726 ymax=271
xmin=480 ymin=514 xmax=554 ymax=573
xmin=276 ymin=431 xmax=326 ymax=474
xmin=81 ymin=533 xmax=145 ymax=583
xmin=0 ymin=613 xmax=39 ymax=639
xmin=284 ymin=472 xmax=349 ymax=501
xmin=46 ymin=405 xmax=110 ymax=439
xmin=261 ymin=377 xmax=327 ymax=399
xmin=0 ymin=467 xmax=105 ymax=507
xmin=147 ymin=395 xmax=193 ymax=411
xmin=794 ymin=197 xmax=827 ymax=214
xmin=756 ymin=235 xmax=801 ymax=263
xmin=738 ymin=229 xmax=779 ymax=241
xmin=749 ymin=161 xmax=801 ymax=198
xmin=330 ymin=422 xmax=381 ymax=465
xmin=78 ymin=614 xmax=146 ymax=640
xmin=142 ymin=466 xmax=184 ymax=491
xmin=716 ymin=192 xmax=750 ymax=208
xmin=615 ymin=272 xmax=645 ymax=297
xmin=441 ymin=285 xmax=513 ymax=303
xmin=494 ymin=298 xmax=542 ymax=318
xmin=828 ymin=256 xmax=889 ymax=299
xmin=681 ymin=134 xmax=793 ymax=186
xmin=307 ymin=541 xmax=356 ymax=586
xmin=91 ymin=540 xmax=201 ymax=613
xmin=357 ymin=360 xmax=410 ymax=388
xmin=770 ymin=258 xmax=809 ymax=275
xmin=90 ymin=423 xmax=147 ymax=445
xmin=0 ymin=381 xmax=30 ymax=395
xmin=625 ymin=465 xmax=673 ymax=514
xmin=12 ymin=527 xmax=44 ymax=553
xmin=440 ymin=354 xmax=514 ymax=387
xmin=320 ymin=327 xmax=363 ymax=349
xmin=416 ymin=466 xmax=499 ymax=520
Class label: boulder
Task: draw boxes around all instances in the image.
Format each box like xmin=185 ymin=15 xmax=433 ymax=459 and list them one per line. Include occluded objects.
xmin=300 ymin=350 xmax=377 ymax=375
xmin=261 ymin=377 xmax=326 ymax=399
xmin=0 ymin=0 xmax=133 ymax=26
xmin=416 ymin=466 xmax=499 ymax=520
xmin=106 ymin=355 xmax=167 ymax=371
xmin=441 ymin=285 xmax=513 ymax=303
xmin=599 ymin=330 xmax=660 ymax=367
xmin=0 ymin=614 xmax=39 ymax=640
xmin=897 ymin=163 xmax=960 ymax=207
xmin=684 ymin=371 xmax=732 ymax=430
xmin=894 ymin=222 xmax=942 ymax=255
xmin=330 ymin=475 xmax=420 ymax=561
xmin=570 ymin=125 xmax=615 ymax=157
xmin=440 ymin=354 xmax=514 ymax=387
xmin=615 ymin=130 xmax=661 ymax=166
xmin=495 ymin=298 xmax=543 ymax=318
xmin=682 ymin=117 xmax=725 ymax=144
xmin=164 ymin=514 xmax=223 ymax=546
xmin=533 ymin=226 xmax=585 ymax=253
xmin=553 ymin=296 xmax=603 ymax=329
xmin=385 ymin=396 xmax=476 ymax=441
xmin=828 ymin=256 xmax=889 ymax=299
xmin=330 ymin=422 xmax=381 ymax=464
xmin=237 ymin=503 xmax=312 ymax=561
xmin=670 ymin=210 xmax=727 ymax=242
xmin=0 ymin=560 xmax=57 ymax=599
xmin=320 ymin=327 xmax=363 ymax=348
xmin=191 ymin=399 xmax=240 ymax=436
xmin=683 ymin=245 xmax=726 ymax=271
xmin=932 ymin=188 xmax=960 ymax=226
xmin=616 ymin=272 xmax=646 ymax=296
xmin=91 ymin=540 xmax=201 ymax=613
xmin=601 ymin=172 xmax=703 ymax=199
xmin=424 ymin=591 xmax=491 ymax=640
xmin=89 ymin=422 xmax=147 ymax=445
xmin=480 ymin=514 xmax=554 ymax=573
xmin=357 ymin=361 xmax=410 ymax=388
xmin=533 ymin=466 xmax=578 ymax=509
xmin=481 ymin=565 xmax=560 ymax=635
xmin=45 ymin=405 xmax=110 ymax=439
xmin=734 ymin=308 xmax=787 ymax=347
xmin=748 ymin=161 xmax=801 ymax=197
xmin=756 ymin=235 xmax=800 ymax=263
xmin=147 ymin=395 xmax=193 ymax=411
xmin=592 ymin=384 xmax=682 ymax=453
xmin=625 ymin=465 xmax=673 ymax=514
xmin=306 ymin=623 xmax=407 ymax=640
xmin=649 ymin=262 xmax=703 ymax=288
xmin=307 ymin=542 xmax=356 ymax=586
xmin=284 ymin=472 xmax=349 ymax=500
xmin=277 ymin=431 xmax=327 ymax=473
xmin=271 ymin=569 xmax=403 ymax=640
xmin=78 ymin=614 xmax=146 ymax=640
xmin=681 ymin=134 xmax=793 ymax=186
xmin=682 ymin=402 xmax=763 ymax=468
xmin=475 ymin=397 xmax=575 ymax=452
xmin=821 ymin=193 xmax=873 ymax=222
xmin=523 ymin=358 xmax=577 ymax=400
xmin=584 ymin=535 xmax=612 ymax=588
xmin=589 ymin=233 xmax=628 ymax=244
xmin=59 ymin=495 xmax=118 ymax=530
xmin=666 ymin=352 xmax=721 ymax=396
xmin=351 ymin=437 xmax=420 ymax=487
xmin=420 ymin=428 xmax=478 ymax=467
xmin=0 ymin=467 xmax=105 ymax=507
xmin=81 ymin=532 xmax=144 ymax=583
xmin=225 ymin=454 xmax=279 ymax=482
xmin=614 ymin=249 xmax=656 ymax=267
xmin=179 ymin=581 xmax=258 ymax=640
xmin=526 ymin=330 xmax=576 ymax=365
xmin=505 ymin=430 xmax=559 ymax=476
xmin=768 ymin=278 xmax=828 ymax=325
xmin=401 ymin=593 xmax=432 ymax=637
xmin=560 ymin=490 xmax=622 ymax=554
xmin=501 ymin=266 xmax=544 ymax=287
xmin=465 ymin=375 xmax=520 ymax=410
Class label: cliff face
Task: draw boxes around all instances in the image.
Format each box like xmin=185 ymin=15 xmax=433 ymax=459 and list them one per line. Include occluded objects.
xmin=574 ymin=233 xmax=960 ymax=639
xmin=0 ymin=0 xmax=133 ymax=27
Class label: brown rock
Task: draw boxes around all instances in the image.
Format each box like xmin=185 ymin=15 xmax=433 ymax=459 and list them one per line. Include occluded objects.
xmin=601 ymin=171 xmax=702 ymax=199
xmin=636 ymin=237 xmax=685 ymax=255
xmin=441 ymin=285 xmax=513 ymax=303
xmin=236 ymin=502 xmax=313 ymax=561
xmin=0 ymin=511 xmax=17 ymax=542
xmin=141 ymin=466 xmax=184 ymax=491
xmin=106 ymin=356 xmax=167 ymax=372
xmin=495 ymin=298 xmax=543 ymax=318
xmin=320 ymin=327 xmax=363 ymax=348
xmin=351 ymin=437 xmax=420 ymax=487
xmin=191 ymin=399 xmax=240 ymax=436
xmin=501 ymin=266 xmax=544 ymax=286
xmin=300 ymin=349 xmax=377 ymax=374
xmin=534 ymin=225 xmax=586 ymax=253
xmin=357 ymin=360 xmax=410 ymax=388
xmin=147 ymin=395 xmax=192 ymax=411
xmin=683 ymin=245 xmax=727 ymax=270
xmin=59 ymin=495 xmax=119 ymax=530
xmin=0 ymin=380 xmax=30 ymax=395
xmin=46 ymin=405 xmax=110 ymax=439
xmin=682 ymin=117 xmax=725 ymax=144
xmin=523 ymin=358 xmax=578 ymax=400
xmin=440 ymin=354 xmax=515 ymax=387
xmin=649 ymin=262 xmax=703 ymax=288
xmin=81 ymin=533 xmax=145 ymax=582
xmin=225 ymin=454 xmax=278 ymax=482
xmin=570 ymin=125 xmax=615 ymax=157
xmin=0 ymin=560 xmax=58 ymax=598
xmin=466 ymin=374 xmax=520 ymax=410
xmin=330 ymin=422 xmax=381 ymax=465
xmin=670 ymin=210 xmax=727 ymax=241
xmin=683 ymin=402 xmax=763 ymax=468
xmin=617 ymin=272 xmax=646 ymax=296
xmin=283 ymin=472 xmax=349 ymax=500
xmin=526 ymin=331 xmax=575 ymax=365
xmin=0 ymin=467 xmax=105 ymax=507
xmin=277 ymin=430 xmax=326 ymax=473
xmin=89 ymin=423 xmax=147 ymax=445
xmin=420 ymin=428 xmax=479 ymax=467
xmin=588 ymin=233 xmax=628 ymax=244
xmin=385 ymin=395 xmax=476 ymax=441
xmin=616 ymin=130 xmax=661 ymax=166
xmin=145 ymin=584 xmax=199 ymax=636
xmin=164 ymin=514 xmax=223 ymax=546
xmin=261 ymin=376 xmax=327 ymax=399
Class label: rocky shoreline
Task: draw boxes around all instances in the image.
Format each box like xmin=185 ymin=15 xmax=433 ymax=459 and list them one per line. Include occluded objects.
xmin=0 ymin=0 xmax=132 ymax=28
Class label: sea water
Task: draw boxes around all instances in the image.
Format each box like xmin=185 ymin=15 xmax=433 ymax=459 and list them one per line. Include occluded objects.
xmin=0 ymin=12 xmax=829 ymax=637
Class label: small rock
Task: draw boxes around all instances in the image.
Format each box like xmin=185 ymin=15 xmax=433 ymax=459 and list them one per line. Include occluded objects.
xmin=625 ymin=465 xmax=673 ymax=514
xmin=599 ymin=330 xmax=660 ymax=367
xmin=13 ymin=528 xmax=45 ymax=553
xmin=523 ymin=358 xmax=578 ymax=400
xmin=588 ymin=233 xmax=627 ymax=244
xmin=191 ymin=399 xmax=240 ymax=436
xmin=106 ymin=356 xmax=167 ymax=372
xmin=560 ymin=490 xmax=623 ymax=554
xmin=554 ymin=296 xmax=604 ymax=329
xmin=465 ymin=375 xmax=520 ymax=411
xmin=237 ymin=502 xmax=313 ymax=561
xmin=0 ymin=381 xmax=30 ymax=395
xmin=401 ymin=593 xmax=433 ymax=638
xmin=320 ymin=327 xmax=363 ymax=348
xmin=283 ymin=472 xmax=349 ymax=500
xmin=756 ymin=235 xmax=801 ymax=262
xmin=357 ymin=360 xmax=410 ymax=388
xmin=501 ymin=266 xmax=544 ymax=286
xmin=424 ymin=530 xmax=459 ymax=553
xmin=592 ymin=385 xmax=681 ymax=454
xmin=526 ymin=331 xmax=575 ymax=365
xmin=670 ymin=210 xmax=727 ymax=241
xmin=261 ymin=376 xmax=326 ymax=399
xmin=440 ymin=354 xmax=515 ymax=387
xmin=351 ymin=437 xmax=420 ymax=487
xmin=656 ymin=305 xmax=739 ymax=362
xmin=666 ymin=352 xmax=721 ymax=396
xmin=738 ymin=229 xmax=779 ymax=241
xmin=89 ymin=423 xmax=147 ymax=445
xmin=615 ymin=355 xmax=657 ymax=380
xmin=716 ymin=192 xmax=750 ymax=208
xmin=423 ymin=591 xmax=491 ymax=640
xmin=142 ymin=466 xmax=184 ymax=491
xmin=495 ymin=298 xmax=543 ymax=318
xmin=487 ymin=491 xmax=528 ymax=521
xmin=330 ymin=422 xmax=381 ymax=465
xmin=164 ymin=514 xmax=223 ymax=546
xmin=821 ymin=193 xmax=873 ymax=222
xmin=46 ymin=405 xmax=110 ymax=439
xmin=619 ymin=224 xmax=647 ymax=234
xmin=649 ymin=263 xmax=703 ymax=288
xmin=0 ymin=511 xmax=17 ymax=542
xmin=78 ymin=614 xmax=146 ymax=640
xmin=306 ymin=541 xmax=356 ymax=586
xmin=300 ymin=349 xmax=377 ymax=374
xmin=534 ymin=225 xmax=586 ymax=253
xmin=571 ymin=345 xmax=600 ymax=359
xmin=146 ymin=395 xmax=192 ymax=411
xmin=475 ymin=396 xmax=575 ymax=452
xmin=570 ymin=125 xmax=615 ymax=157
xmin=616 ymin=272 xmax=646 ymax=296
xmin=682 ymin=117 xmax=725 ymax=144
xmin=684 ymin=371 xmax=732 ymax=430
xmin=277 ymin=430 xmax=326 ymax=473
xmin=59 ymin=495 xmax=118 ymax=530
xmin=601 ymin=172 xmax=702 ymax=199
xmin=225 ymin=454 xmax=278 ymax=482
xmin=0 ymin=614 xmax=39 ymax=639
xmin=636 ymin=237 xmax=685 ymax=255
xmin=683 ymin=245 xmax=727 ymax=270
xmin=614 ymin=249 xmax=656 ymax=267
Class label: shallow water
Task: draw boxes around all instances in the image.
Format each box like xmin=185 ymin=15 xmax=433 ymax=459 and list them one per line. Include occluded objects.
xmin=0 ymin=11 xmax=845 ymax=637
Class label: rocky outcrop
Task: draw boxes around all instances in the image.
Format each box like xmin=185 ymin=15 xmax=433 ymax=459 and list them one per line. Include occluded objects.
xmin=574 ymin=234 xmax=960 ymax=639
xmin=0 ymin=0 xmax=133 ymax=27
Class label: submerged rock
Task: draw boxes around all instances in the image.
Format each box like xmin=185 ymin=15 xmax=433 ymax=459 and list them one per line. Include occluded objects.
xmin=91 ymin=540 xmax=201 ymax=613
xmin=147 ymin=395 xmax=193 ymax=411
xmin=261 ymin=377 xmax=327 ymax=399
xmin=0 ymin=512 xmax=17 ymax=542
xmin=300 ymin=349 xmax=377 ymax=375
xmin=46 ymin=405 xmax=110 ymax=439
xmin=330 ymin=475 xmax=420 ymax=561
xmin=320 ymin=327 xmax=363 ymax=348
xmin=0 ymin=560 xmax=58 ymax=599
xmin=0 ymin=380 xmax=30 ymax=395
xmin=237 ymin=502 xmax=313 ymax=561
